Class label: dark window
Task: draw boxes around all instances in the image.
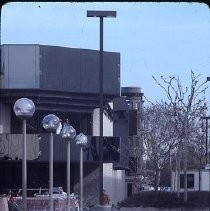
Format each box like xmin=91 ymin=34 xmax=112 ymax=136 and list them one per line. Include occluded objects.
xmin=180 ymin=174 xmax=194 ymax=189
xmin=128 ymin=157 xmax=137 ymax=173
xmin=102 ymin=137 xmax=120 ymax=163
xmin=128 ymin=110 xmax=137 ymax=135
xmin=127 ymin=183 xmax=132 ymax=197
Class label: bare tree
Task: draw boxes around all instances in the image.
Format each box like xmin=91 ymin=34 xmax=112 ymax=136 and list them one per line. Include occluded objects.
xmin=188 ymin=118 xmax=207 ymax=167
xmin=152 ymin=70 xmax=207 ymax=202
xmin=143 ymin=103 xmax=178 ymax=191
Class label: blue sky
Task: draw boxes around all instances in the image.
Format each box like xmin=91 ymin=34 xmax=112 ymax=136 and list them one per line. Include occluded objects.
xmin=1 ymin=2 xmax=210 ymax=103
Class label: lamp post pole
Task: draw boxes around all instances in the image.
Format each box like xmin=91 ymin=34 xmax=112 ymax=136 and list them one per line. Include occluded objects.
xmin=22 ymin=119 xmax=27 ymax=211
xmin=61 ymin=119 xmax=76 ymax=211
xmin=201 ymin=116 xmax=210 ymax=165
xmin=67 ymin=140 xmax=70 ymax=208
xmin=205 ymin=77 xmax=210 ymax=164
xmin=87 ymin=10 xmax=116 ymax=204
xmin=80 ymin=146 xmax=83 ymax=210
xmin=75 ymin=133 xmax=88 ymax=211
xmin=49 ymin=131 xmax=53 ymax=210
xmin=42 ymin=114 xmax=60 ymax=211
xmin=13 ymin=98 xmax=35 ymax=211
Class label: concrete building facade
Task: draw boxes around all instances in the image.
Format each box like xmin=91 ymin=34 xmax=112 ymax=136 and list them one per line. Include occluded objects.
xmin=0 ymin=44 xmax=144 ymax=205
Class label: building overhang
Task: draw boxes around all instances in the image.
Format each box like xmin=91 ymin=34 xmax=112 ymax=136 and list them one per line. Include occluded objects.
xmin=0 ymin=89 xmax=115 ymax=113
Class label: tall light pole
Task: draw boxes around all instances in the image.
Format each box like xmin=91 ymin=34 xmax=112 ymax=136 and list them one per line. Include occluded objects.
xmin=201 ymin=116 xmax=210 ymax=165
xmin=61 ymin=119 xmax=76 ymax=211
xmin=75 ymin=133 xmax=88 ymax=211
xmin=202 ymin=77 xmax=210 ymax=165
xmin=42 ymin=114 xmax=60 ymax=211
xmin=197 ymin=77 xmax=210 ymax=193
xmin=13 ymin=98 xmax=35 ymax=211
xmin=87 ymin=10 xmax=117 ymax=204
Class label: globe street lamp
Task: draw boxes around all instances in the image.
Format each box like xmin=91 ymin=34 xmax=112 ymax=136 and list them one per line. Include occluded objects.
xmin=61 ymin=119 xmax=76 ymax=211
xmin=13 ymin=98 xmax=35 ymax=211
xmin=42 ymin=114 xmax=60 ymax=211
xmin=75 ymin=133 xmax=88 ymax=211
xmin=87 ymin=10 xmax=117 ymax=204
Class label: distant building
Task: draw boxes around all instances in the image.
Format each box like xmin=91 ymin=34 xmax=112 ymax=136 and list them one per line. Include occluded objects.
xmin=171 ymin=165 xmax=210 ymax=192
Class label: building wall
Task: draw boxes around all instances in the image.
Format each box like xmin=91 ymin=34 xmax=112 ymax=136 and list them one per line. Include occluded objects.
xmin=103 ymin=163 xmax=126 ymax=205
xmin=92 ymin=106 xmax=113 ymax=137
xmin=74 ymin=165 xmax=100 ymax=206
xmin=201 ymin=170 xmax=210 ymax=191
xmin=0 ymin=134 xmax=39 ymax=160
xmin=0 ymin=102 xmax=11 ymax=134
xmin=1 ymin=44 xmax=120 ymax=96
xmin=1 ymin=45 xmax=40 ymax=89
xmin=0 ymin=44 xmax=123 ymax=205
xmin=93 ymin=105 xmax=126 ymax=204
xmin=113 ymin=87 xmax=144 ymax=173
xmin=171 ymin=170 xmax=210 ymax=192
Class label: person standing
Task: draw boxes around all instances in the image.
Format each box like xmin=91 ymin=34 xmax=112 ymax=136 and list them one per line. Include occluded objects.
xmin=102 ymin=189 xmax=110 ymax=205
xmin=8 ymin=195 xmax=22 ymax=211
